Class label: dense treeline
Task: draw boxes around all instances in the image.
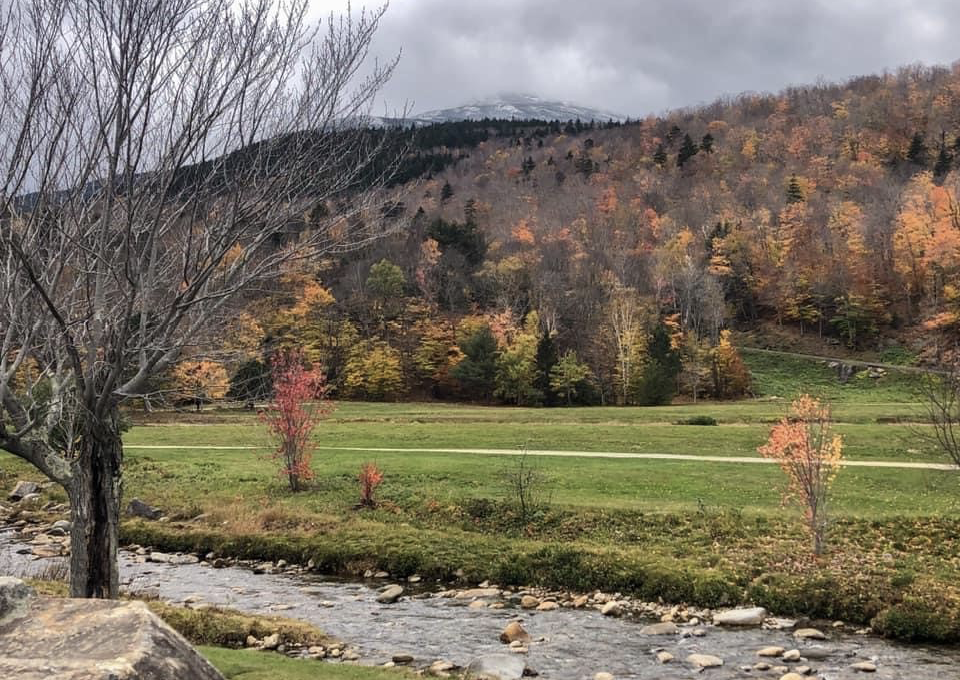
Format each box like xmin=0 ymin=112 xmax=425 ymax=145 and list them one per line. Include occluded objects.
xmin=175 ymin=63 xmax=960 ymax=405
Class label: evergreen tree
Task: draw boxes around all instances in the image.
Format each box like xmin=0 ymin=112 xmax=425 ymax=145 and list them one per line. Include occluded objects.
xmin=907 ymin=132 xmax=928 ymax=166
xmin=785 ymin=175 xmax=804 ymax=204
xmin=934 ymin=137 xmax=953 ymax=180
xmin=653 ymin=144 xmax=668 ymax=167
xmin=534 ymin=332 xmax=559 ymax=406
xmin=666 ymin=124 xmax=682 ymax=145
xmin=440 ymin=180 xmax=454 ymax=202
xmin=452 ymin=326 xmax=498 ymax=401
xmin=700 ymin=133 xmax=715 ymax=153
xmin=464 ymin=198 xmax=477 ymax=225
xmin=677 ymin=133 xmax=699 ymax=167
xmin=630 ymin=324 xmax=681 ymax=406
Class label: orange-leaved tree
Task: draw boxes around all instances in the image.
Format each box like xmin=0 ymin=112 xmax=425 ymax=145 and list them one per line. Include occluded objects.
xmin=261 ymin=350 xmax=332 ymax=492
xmin=758 ymin=395 xmax=843 ymax=555
xmin=358 ymin=462 xmax=384 ymax=508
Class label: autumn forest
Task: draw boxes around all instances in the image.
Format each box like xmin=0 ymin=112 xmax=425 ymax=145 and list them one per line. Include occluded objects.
xmin=180 ymin=63 xmax=960 ymax=408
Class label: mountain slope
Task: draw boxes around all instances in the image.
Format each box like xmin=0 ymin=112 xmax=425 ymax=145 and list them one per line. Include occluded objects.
xmin=412 ymin=93 xmax=627 ymax=123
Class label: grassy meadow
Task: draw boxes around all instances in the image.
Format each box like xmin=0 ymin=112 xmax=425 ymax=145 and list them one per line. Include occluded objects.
xmin=4 ymin=352 xmax=960 ymax=643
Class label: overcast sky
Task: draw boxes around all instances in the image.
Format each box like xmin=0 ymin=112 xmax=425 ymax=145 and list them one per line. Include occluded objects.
xmin=310 ymin=0 xmax=959 ymax=117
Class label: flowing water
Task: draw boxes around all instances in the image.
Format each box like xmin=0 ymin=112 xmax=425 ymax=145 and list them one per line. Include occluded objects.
xmin=2 ymin=533 xmax=958 ymax=680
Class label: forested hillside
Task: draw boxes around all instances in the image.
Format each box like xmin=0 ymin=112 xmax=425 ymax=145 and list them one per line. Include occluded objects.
xmin=197 ymin=64 xmax=960 ymax=407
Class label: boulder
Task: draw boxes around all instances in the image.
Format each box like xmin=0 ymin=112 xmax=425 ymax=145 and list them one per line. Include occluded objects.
xmin=377 ymin=585 xmax=404 ymax=604
xmin=127 ymin=498 xmax=162 ymax=520
xmin=600 ymin=601 xmax=622 ymax=617
xmin=639 ymin=621 xmax=677 ymax=635
xmin=8 ymin=481 xmax=39 ymax=502
xmin=520 ymin=595 xmax=540 ymax=609
xmin=535 ymin=601 xmax=559 ymax=612
xmin=782 ymin=649 xmax=801 ymax=661
xmin=0 ymin=578 xmax=34 ymax=625
xmin=687 ymin=653 xmax=724 ymax=668
xmin=0 ymin=579 xmax=224 ymax=679
xmin=466 ymin=654 xmax=526 ymax=680
xmin=499 ymin=622 xmax=530 ymax=644
xmin=713 ymin=606 xmax=767 ymax=626
xmin=794 ymin=628 xmax=826 ymax=640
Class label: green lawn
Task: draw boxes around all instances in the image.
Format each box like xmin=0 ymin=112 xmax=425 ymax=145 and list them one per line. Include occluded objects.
xmin=201 ymin=647 xmax=402 ymax=680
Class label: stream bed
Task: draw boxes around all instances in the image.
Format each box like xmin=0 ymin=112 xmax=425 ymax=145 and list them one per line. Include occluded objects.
xmin=2 ymin=533 xmax=959 ymax=680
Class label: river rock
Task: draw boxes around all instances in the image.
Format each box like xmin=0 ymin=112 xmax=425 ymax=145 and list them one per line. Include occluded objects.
xmin=127 ymin=497 xmax=162 ymax=520
xmin=456 ymin=588 xmax=501 ymax=599
xmin=520 ymin=595 xmax=540 ymax=609
xmin=639 ymin=622 xmax=677 ymax=635
xmin=601 ymin=601 xmax=622 ymax=617
xmin=782 ymin=649 xmax=801 ymax=661
xmin=260 ymin=633 xmax=280 ymax=650
xmin=466 ymin=654 xmax=526 ymax=680
xmin=687 ymin=653 xmax=723 ymax=668
xmin=594 ymin=673 xmax=614 ymax=680
xmin=851 ymin=661 xmax=877 ymax=672
xmin=656 ymin=651 xmax=674 ymax=664
xmin=0 ymin=581 xmax=224 ymax=679
xmin=8 ymin=481 xmax=39 ymax=502
xmin=536 ymin=601 xmax=559 ymax=611
xmin=758 ymin=646 xmax=785 ymax=657
xmin=714 ymin=606 xmax=767 ymax=626
xmin=780 ymin=674 xmax=806 ymax=680
xmin=801 ymin=646 xmax=834 ymax=660
xmin=377 ymin=585 xmax=404 ymax=604
xmin=794 ymin=628 xmax=826 ymax=640
xmin=392 ymin=653 xmax=414 ymax=663
xmin=571 ymin=595 xmax=589 ymax=608
xmin=499 ymin=622 xmax=531 ymax=644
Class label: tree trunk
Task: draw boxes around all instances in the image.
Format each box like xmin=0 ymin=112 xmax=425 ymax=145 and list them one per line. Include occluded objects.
xmin=67 ymin=418 xmax=123 ymax=598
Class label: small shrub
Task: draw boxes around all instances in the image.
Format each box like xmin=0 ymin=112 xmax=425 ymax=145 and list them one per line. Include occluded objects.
xmin=501 ymin=447 xmax=552 ymax=524
xmin=463 ymin=497 xmax=498 ymax=521
xmin=677 ymin=415 xmax=718 ymax=426
xmin=357 ymin=462 xmax=384 ymax=508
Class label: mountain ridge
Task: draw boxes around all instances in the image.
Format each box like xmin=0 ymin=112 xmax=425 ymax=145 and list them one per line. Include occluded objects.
xmin=410 ymin=93 xmax=627 ymax=124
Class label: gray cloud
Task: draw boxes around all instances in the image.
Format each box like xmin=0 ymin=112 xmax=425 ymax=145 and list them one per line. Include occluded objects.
xmin=319 ymin=0 xmax=960 ymax=117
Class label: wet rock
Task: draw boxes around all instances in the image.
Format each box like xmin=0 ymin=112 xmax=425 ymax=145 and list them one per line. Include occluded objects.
xmin=499 ymin=622 xmax=531 ymax=644
xmin=687 ymin=653 xmax=723 ymax=668
xmin=374 ymin=570 xmax=389 ymax=578
xmin=639 ymin=622 xmax=677 ymax=635
xmin=782 ymin=649 xmax=801 ymax=661
xmin=0 ymin=586 xmax=224 ymax=679
xmin=407 ymin=575 xmax=421 ymax=583
xmin=261 ymin=633 xmax=280 ymax=650
xmin=571 ymin=595 xmax=589 ymax=608
xmin=594 ymin=673 xmax=614 ymax=680
xmin=714 ymin=606 xmax=767 ymax=626
xmin=800 ymin=647 xmax=834 ymax=660
xmin=469 ymin=601 xmax=487 ymax=609
xmin=758 ymin=646 xmax=785 ymax=657
xmin=600 ymin=601 xmax=622 ymax=617
xmin=656 ymin=651 xmax=674 ymax=664
xmin=126 ymin=497 xmax=162 ymax=520
xmin=8 ymin=481 xmax=39 ymax=502
xmin=794 ymin=628 xmax=826 ymax=640
xmin=377 ymin=585 xmax=404 ymax=604
xmin=466 ymin=654 xmax=526 ymax=680
xmin=753 ymin=662 xmax=772 ymax=671
xmin=456 ymin=588 xmax=501 ymax=599
xmin=520 ymin=595 xmax=540 ymax=609
xmin=851 ymin=661 xmax=877 ymax=672
xmin=535 ymin=601 xmax=559 ymax=612
xmin=780 ymin=674 xmax=806 ymax=680
xmin=392 ymin=653 xmax=414 ymax=664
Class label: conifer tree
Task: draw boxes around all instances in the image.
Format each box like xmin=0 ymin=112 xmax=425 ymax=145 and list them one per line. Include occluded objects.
xmin=786 ymin=175 xmax=805 ymax=204
xmin=677 ymin=133 xmax=699 ymax=167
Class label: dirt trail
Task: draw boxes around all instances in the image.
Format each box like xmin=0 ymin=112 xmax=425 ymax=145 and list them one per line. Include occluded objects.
xmin=125 ymin=444 xmax=958 ymax=470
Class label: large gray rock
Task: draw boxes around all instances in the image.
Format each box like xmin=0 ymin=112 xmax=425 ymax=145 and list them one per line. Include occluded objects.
xmin=127 ymin=498 xmax=163 ymax=520
xmin=8 ymin=481 xmax=39 ymax=502
xmin=714 ymin=606 xmax=768 ymax=626
xmin=377 ymin=584 xmax=404 ymax=604
xmin=0 ymin=577 xmax=34 ymax=624
xmin=466 ymin=653 xmax=526 ymax=680
xmin=0 ymin=579 xmax=224 ymax=679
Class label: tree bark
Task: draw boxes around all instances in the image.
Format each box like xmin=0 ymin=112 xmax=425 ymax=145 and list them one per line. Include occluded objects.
xmin=67 ymin=417 xmax=123 ymax=598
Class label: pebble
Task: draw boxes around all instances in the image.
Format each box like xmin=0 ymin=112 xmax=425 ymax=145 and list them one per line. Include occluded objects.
xmin=656 ymin=651 xmax=674 ymax=664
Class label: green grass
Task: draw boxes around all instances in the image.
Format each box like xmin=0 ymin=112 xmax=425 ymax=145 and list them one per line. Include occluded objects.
xmin=200 ymin=647 xmax=403 ymax=680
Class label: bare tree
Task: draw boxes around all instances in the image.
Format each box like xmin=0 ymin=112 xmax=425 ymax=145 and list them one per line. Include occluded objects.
xmin=919 ymin=365 xmax=960 ymax=469
xmin=0 ymin=0 xmax=398 ymax=598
